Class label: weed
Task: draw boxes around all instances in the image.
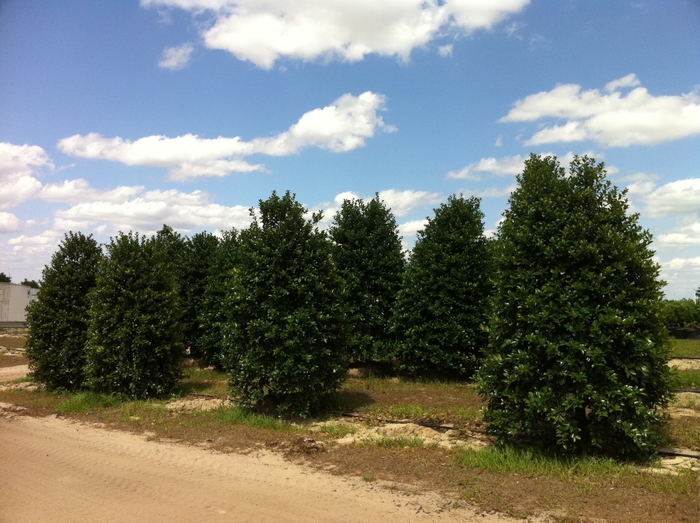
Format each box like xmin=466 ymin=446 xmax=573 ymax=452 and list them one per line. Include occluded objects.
xmin=320 ymin=423 xmax=357 ymax=438
xmin=375 ymin=437 xmax=424 ymax=448
xmin=456 ymin=445 xmax=636 ymax=481
xmin=674 ymin=370 xmax=700 ymax=389
xmin=196 ymin=405 xmax=295 ymax=432
xmin=57 ymin=392 xmax=121 ymax=413
xmin=670 ymin=339 xmax=700 ymax=358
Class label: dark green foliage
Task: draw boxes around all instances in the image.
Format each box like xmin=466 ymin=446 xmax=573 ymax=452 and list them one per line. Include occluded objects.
xmin=392 ymin=195 xmax=490 ymax=378
xmin=223 ymin=191 xmax=349 ymax=417
xmin=329 ymin=195 xmax=405 ymax=362
xmin=478 ymin=154 xmax=674 ymax=459
xmin=660 ymin=299 xmax=700 ymax=328
xmin=180 ymin=231 xmax=219 ymax=356
xmin=20 ymin=279 xmax=40 ymax=289
xmin=0 ymin=272 xmax=10 ymax=283
xmin=197 ymin=229 xmax=239 ymax=368
xmin=25 ymin=232 xmax=102 ymax=391
xmin=85 ymin=232 xmax=184 ymax=399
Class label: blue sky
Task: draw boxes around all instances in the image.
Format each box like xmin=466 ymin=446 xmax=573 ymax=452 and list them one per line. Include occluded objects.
xmin=1 ymin=0 xmax=699 ymax=297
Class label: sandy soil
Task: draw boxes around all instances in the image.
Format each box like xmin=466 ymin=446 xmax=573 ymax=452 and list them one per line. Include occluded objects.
xmin=0 ymin=413 xmax=531 ymax=523
xmin=0 ymin=364 xmax=28 ymax=382
xmin=670 ymin=358 xmax=700 ymax=371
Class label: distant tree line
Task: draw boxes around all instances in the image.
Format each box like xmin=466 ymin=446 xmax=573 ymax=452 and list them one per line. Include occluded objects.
xmin=25 ymin=154 xmax=674 ymax=458
xmin=0 ymin=272 xmax=39 ymax=288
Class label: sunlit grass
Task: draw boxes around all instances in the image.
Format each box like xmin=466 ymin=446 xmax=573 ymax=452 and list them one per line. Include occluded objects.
xmin=670 ymin=339 xmax=700 ymax=358
xmin=57 ymin=392 xmax=122 ymax=413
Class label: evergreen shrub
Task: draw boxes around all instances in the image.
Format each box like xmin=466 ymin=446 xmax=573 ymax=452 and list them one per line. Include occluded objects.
xmin=478 ymin=154 xmax=674 ymax=459
xmin=329 ymin=195 xmax=404 ymax=363
xmin=223 ymin=191 xmax=349 ymax=416
xmin=25 ymin=232 xmax=102 ymax=391
xmin=85 ymin=232 xmax=184 ymax=399
xmin=198 ymin=229 xmax=238 ymax=368
xmin=180 ymin=231 xmax=219 ymax=356
xmin=393 ymin=195 xmax=490 ymax=378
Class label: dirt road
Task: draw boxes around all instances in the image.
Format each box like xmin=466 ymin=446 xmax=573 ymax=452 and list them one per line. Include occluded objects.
xmin=0 ymin=413 xmax=524 ymax=523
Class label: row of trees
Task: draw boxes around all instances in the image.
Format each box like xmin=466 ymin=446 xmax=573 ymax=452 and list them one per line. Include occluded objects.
xmin=26 ymin=154 xmax=674 ymax=458
xmin=660 ymin=298 xmax=700 ymax=329
xmin=0 ymin=272 xmax=40 ymax=288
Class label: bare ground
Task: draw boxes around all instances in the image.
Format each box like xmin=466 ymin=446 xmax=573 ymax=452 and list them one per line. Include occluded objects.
xmin=0 ymin=413 xmax=536 ymax=523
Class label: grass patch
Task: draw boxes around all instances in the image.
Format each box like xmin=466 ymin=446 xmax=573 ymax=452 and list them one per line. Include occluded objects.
xmin=670 ymin=338 xmax=700 ymax=358
xmin=674 ymin=370 xmax=700 ymax=389
xmin=177 ymin=367 xmax=229 ymax=396
xmin=375 ymin=436 xmax=425 ymax=448
xmin=320 ymin=423 xmax=357 ymax=438
xmin=196 ymin=405 xmax=295 ymax=432
xmin=57 ymin=392 xmax=122 ymax=413
xmin=0 ymin=336 xmax=26 ymax=350
xmin=456 ymin=445 xmax=637 ymax=481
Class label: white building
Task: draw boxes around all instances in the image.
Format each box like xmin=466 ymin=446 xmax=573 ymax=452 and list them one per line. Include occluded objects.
xmin=0 ymin=283 xmax=39 ymax=327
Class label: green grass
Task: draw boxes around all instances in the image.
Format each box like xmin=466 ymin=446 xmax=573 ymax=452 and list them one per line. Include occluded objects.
xmin=195 ymin=405 xmax=296 ymax=432
xmin=674 ymin=370 xmax=700 ymax=389
xmin=57 ymin=392 xmax=122 ymax=413
xmin=320 ymin=423 xmax=357 ymax=438
xmin=456 ymin=446 xmax=637 ymax=481
xmin=374 ymin=436 xmax=425 ymax=448
xmin=177 ymin=367 xmax=229 ymax=396
xmin=670 ymin=339 xmax=700 ymax=358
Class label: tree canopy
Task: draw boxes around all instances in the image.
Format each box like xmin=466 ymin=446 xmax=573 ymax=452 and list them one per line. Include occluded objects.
xmin=478 ymin=154 xmax=674 ymax=459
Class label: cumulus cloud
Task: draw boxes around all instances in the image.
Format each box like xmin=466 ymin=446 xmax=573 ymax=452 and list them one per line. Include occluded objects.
xmin=53 ymin=188 xmax=253 ymax=234
xmin=658 ymin=223 xmax=700 ymax=247
xmin=40 ymin=179 xmax=144 ymax=204
xmin=58 ymin=91 xmax=394 ymax=180
xmin=447 ymin=155 xmax=525 ymax=180
xmin=644 ymin=178 xmax=700 ymax=218
xmin=142 ymin=0 xmax=529 ymax=68
xmin=0 ymin=142 xmax=52 ymax=209
xmin=7 ymin=229 xmax=65 ymax=258
xmin=398 ymin=219 xmax=427 ymax=238
xmin=500 ymin=74 xmax=700 ymax=147
xmin=159 ymin=42 xmax=195 ymax=70
xmin=446 ymin=151 xmax=604 ymax=181
xmin=377 ymin=189 xmax=442 ymax=217
xmin=0 ymin=212 xmax=21 ymax=233
xmin=311 ymin=189 xmax=442 ymax=229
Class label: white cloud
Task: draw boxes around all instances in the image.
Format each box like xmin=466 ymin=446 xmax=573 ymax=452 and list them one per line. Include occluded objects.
xmin=58 ymin=91 xmax=394 ymax=180
xmin=446 ymin=150 xmax=605 ymax=181
xmin=377 ymin=189 xmax=441 ymax=217
xmin=467 ymin=184 xmax=517 ymax=198
xmin=398 ymin=219 xmax=427 ymax=238
xmin=159 ymin=42 xmax=195 ymax=70
xmin=53 ymin=189 xmax=253 ymax=234
xmin=0 ymin=212 xmax=21 ymax=233
xmin=39 ymin=179 xmax=144 ymax=204
xmin=447 ymin=154 xmax=525 ymax=180
xmin=0 ymin=142 xmax=52 ymax=209
xmin=494 ymin=135 xmax=503 ymax=147
xmin=8 ymin=229 xmax=64 ymax=257
xmin=658 ymin=223 xmax=700 ymax=247
xmin=665 ymin=256 xmax=700 ymax=271
xmin=143 ymin=0 xmax=530 ymax=69
xmin=500 ymin=74 xmax=700 ymax=147
xmin=645 ymin=178 xmax=700 ymax=218
xmin=604 ymin=73 xmax=641 ymax=93
xmin=438 ymin=44 xmax=453 ymax=57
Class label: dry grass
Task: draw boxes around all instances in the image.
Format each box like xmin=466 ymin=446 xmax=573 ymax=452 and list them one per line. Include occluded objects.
xmin=0 ymin=354 xmax=28 ymax=368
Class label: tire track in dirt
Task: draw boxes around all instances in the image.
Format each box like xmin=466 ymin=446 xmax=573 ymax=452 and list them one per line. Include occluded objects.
xmin=0 ymin=414 xmax=526 ymax=523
